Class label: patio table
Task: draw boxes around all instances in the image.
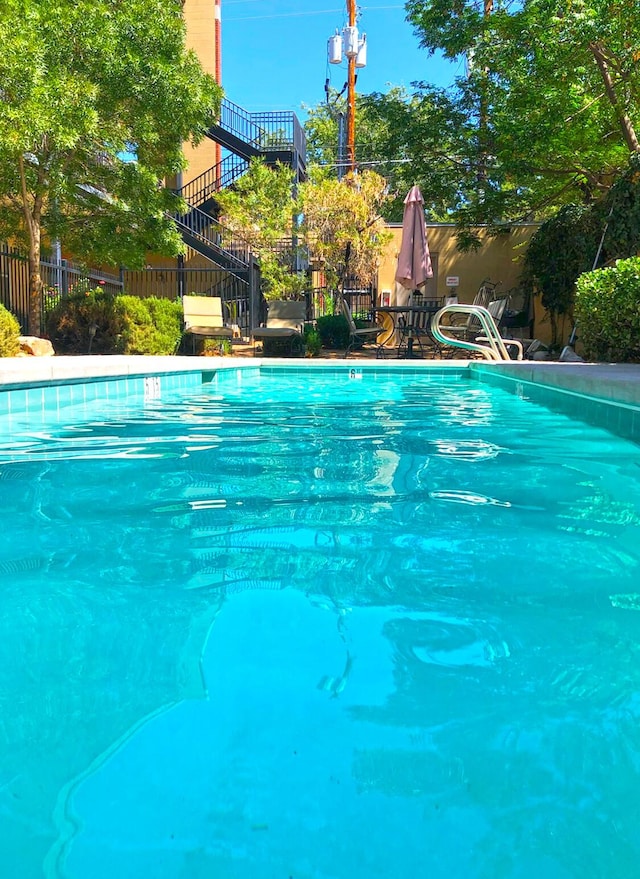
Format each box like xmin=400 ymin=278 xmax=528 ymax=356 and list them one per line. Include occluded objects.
xmin=375 ymin=303 xmax=443 ymax=358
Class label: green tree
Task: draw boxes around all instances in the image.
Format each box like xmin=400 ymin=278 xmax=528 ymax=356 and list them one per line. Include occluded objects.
xmin=298 ymin=168 xmax=392 ymax=292
xmin=305 ymin=87 xmax=471 ymax=223
xmin=308 ymin=1 xmax=640 ymax=239
xmin=214 ymin=159 xmax=303 ymax=299
xmin=405 ymin=0 xmax=640 ymax=221
xmin=0 ymin=0 xmax=220 ymax=334
xmin=521 ymin=152 xmax=640 ymax=347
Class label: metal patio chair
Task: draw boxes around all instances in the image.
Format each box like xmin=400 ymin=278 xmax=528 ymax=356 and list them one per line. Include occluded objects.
xmin=396 ymin=293 xmax=443 ymax=358
xmin=341 ymin=299 xmax=382 ymax=358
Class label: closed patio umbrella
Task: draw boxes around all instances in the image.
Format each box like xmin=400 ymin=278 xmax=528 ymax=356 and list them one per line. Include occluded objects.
xmin=390 ymin=186 xmax=434 ymax=352
xmin=395 ymin=185 xmax=433 ymax=296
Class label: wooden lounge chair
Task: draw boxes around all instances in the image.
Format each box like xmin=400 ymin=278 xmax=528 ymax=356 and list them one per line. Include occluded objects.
xmin=252 ymin=300 xmax=306 ymax=356
xmin=180 ymin=295 xmax=234 ymax=354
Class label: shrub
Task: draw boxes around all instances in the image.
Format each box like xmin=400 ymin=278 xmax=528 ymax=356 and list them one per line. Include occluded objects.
xmin=47 ymin=289 xmax=182 ymax=355
xmin=304 ymin=326 xmax=322 ymax=357
xmin=0 ymin=304 xmax=21 ymax=357
xmin=118 ymin=295 xmax=182 ymax=355
xmin=316 ymin=314 xmax=350 ymax=349
xmin=522 ymin=204 xmax=601 ymax=349
xmin=575 ymin=257 xmax=640 ymax=362
xmin=143 ymin=297 xmax=184 ymax=352
xmin=522 ymin=154 xmax=640 ymax=350
xmin=46 ymin=287 xmax=124 ymax=353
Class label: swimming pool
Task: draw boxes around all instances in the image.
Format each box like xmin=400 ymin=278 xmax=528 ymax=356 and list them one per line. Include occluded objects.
xmin=2 ymin=365 xmax=640 ymax=878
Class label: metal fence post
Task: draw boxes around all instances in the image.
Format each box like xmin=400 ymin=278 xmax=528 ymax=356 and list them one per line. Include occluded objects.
xmin=61 ymin=259 xmax=69 ymax=296
xmin=249 ymin=256 xmax=262 ymax=336
xmin=177 ymin=254 xmax=184 ymax=300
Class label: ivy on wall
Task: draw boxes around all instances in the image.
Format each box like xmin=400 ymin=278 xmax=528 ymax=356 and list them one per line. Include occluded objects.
xmin=522 ymin=154 xmax=640 ymax=348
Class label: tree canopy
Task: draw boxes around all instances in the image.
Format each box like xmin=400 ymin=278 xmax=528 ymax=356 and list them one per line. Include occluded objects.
xmin=305 ymin=87 xmax=470 ymax=223
xmin=406 ymin=0 xmax=640 ymax=210
xmin=306 ymin=1 xmax=640 ymax=238
xmin=298 ymin=168 xmax=392 ymax=291
xmin=0 ymin=0 xmax=221 ymax=332
xmin=215 ymin=160 xmax=391 ymax=298
xmin=215 ymin=159 xmax=305 ymax=299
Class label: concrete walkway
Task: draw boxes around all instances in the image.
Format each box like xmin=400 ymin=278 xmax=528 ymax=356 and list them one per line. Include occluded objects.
xmin=478 ymin=361 xmax=640 ymax=407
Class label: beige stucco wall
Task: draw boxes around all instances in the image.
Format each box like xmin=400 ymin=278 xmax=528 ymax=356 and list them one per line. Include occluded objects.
xmin=376 ymin=222 xmax=575 ymax=346
xmin=182 ymin=0 xmax=220 ymax=186
xmin=378 ymin=223 xmax=539 ymax=305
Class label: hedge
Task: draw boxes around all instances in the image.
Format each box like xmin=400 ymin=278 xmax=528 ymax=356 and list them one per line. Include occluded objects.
xmin=575 ymin=257 xmax=640 ymax=362
xmin=0 ymin=304 xmax=20 ymax=357
xmin=46 ymin=288 xmax=183 ymax=355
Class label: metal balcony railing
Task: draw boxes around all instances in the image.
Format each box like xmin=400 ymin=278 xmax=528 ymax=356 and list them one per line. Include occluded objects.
xmin=250 ymin=111 xmax=307 ymax=156
xmin=218 ymin=98 xmax=266 ymax=151
xmin=212 ymin=99 xmax=305 ymax=156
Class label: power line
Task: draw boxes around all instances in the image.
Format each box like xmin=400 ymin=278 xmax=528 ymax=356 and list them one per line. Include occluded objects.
xmin=225 ymin=8 xmax=343 ymax=21
xmin=225 ymin=4 xmax=404 ymax=22
xmin=319 ymin=158 xmax=415 ymax=168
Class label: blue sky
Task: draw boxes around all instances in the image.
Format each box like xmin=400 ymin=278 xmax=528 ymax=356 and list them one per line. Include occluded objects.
xmin=222 ymin=1 xmax=462 ymax=118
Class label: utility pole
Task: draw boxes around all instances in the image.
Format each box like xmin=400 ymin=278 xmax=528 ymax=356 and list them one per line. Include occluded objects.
xmin=327 ymin=4 xmax=366 ymax=177
xmin=346 ymin=0 xmax=357 ymax=173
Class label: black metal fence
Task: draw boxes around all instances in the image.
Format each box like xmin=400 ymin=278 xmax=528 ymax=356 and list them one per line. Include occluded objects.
xmin=0 ymin=245 xmax=123 ymax=333
xmin=0 ymin=244 xmax=262 ymax=338
xmin=309 ymin=284 xmax=376 ymax=322
xmin=123 ymin=267 xmax=256 ymax=336
xmin=1 ymin=240 xmax=375 ymax=341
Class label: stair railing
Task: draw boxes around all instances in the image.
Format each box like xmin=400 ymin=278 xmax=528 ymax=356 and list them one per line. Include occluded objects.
xmin=218 ymin=98 xmax=266 ymax=151
xmin=174 ymin=206 xmax=251 ymax=271
xmin=178 ymin=155 xmax=248 ymax=209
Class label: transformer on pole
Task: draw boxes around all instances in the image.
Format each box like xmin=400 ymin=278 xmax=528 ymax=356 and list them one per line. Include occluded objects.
xmin=327 ymin=2 xmax=366 ymax=174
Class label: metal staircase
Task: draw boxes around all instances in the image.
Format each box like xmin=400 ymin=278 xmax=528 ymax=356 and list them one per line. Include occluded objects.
xmin=167 ymin=97 xmax=307 ymax=336
xmin=207 ymin=98 xmax=263 ymax=158
xmin=179 ymin=155 xmax=249 ymax=213
xmin=176 ymin=97 xmax=306 ymax=256
xmin=205 ymin=99 xmax=307 ymax=184
xmin=174 ymin=206 xmax=250 ymax=272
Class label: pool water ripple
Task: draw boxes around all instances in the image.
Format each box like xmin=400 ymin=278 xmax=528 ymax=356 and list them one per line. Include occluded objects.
xmin=1 ymin=372 xmax=640 ymax=878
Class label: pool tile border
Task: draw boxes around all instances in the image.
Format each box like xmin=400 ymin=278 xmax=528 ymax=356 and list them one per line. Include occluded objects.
xmin=473 ymin=364 xmax=640 ymax=443
xmin=0 ymin=370 xmax=205 ymax=418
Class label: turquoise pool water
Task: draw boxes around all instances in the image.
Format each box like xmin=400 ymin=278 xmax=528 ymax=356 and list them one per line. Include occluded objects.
xmin=1 ymin=369 xmax=640 ymax=878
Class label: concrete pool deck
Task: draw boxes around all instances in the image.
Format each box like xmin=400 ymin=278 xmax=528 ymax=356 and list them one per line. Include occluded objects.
xmin=1 ymin=356 xmax=640 ymax=408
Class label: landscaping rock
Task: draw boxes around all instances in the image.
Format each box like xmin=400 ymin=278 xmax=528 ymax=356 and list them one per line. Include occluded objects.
xmin=19 ymin=336 xmax=55 ymax=357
